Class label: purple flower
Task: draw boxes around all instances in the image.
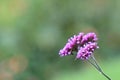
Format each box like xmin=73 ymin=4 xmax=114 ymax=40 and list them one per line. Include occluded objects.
xmin=59 ymin=32 xmax=111 ymax=80
xmin=76 ymin=42 xmax=99 ymax=60
xmin=59 ymin=32 xmax=99 ymax=60
xmin=76 ymin=33 xmax=84 ymax=44
xmin=59 ymin=35 xmax=78 ymax=56
xmin=81 ymin=32 xmax=98 ymax=46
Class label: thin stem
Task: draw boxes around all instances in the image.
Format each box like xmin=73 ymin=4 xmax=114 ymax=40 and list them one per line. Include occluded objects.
xmin=91 ymin=56 xmax=111 ymax=80
xmin=91 ymin=56 xmax=102 ymax=72
xmin=87 ymin=56 xmax=111 ymax=80
xmin=87 ymin=59 xmax=99 ymax=71
xmin=100 ymin=71 xmax=111 ymax=80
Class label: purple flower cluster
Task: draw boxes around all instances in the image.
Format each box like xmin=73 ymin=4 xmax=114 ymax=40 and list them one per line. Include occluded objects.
xmin=59 ymin=32 xmax=99 ymax=60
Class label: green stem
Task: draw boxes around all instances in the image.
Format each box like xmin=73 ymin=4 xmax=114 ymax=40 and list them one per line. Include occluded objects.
xmin=87 ymin=56 xmax=111 ymax=80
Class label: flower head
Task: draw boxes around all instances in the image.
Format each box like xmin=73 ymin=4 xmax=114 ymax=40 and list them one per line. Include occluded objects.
xmin=59 ymin=35 xmax=78 ymax=56
xmin=76 ymin=42 xmax=99 ymax=60
xmin=59 ymin=32 xmax=99 ymax=60
xmin=59 ymin=32 xmax=111 ymax=80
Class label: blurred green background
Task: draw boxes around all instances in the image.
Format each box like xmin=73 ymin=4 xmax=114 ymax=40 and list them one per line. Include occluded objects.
xmin=0 ymin=0 xmax=120 ymax=80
